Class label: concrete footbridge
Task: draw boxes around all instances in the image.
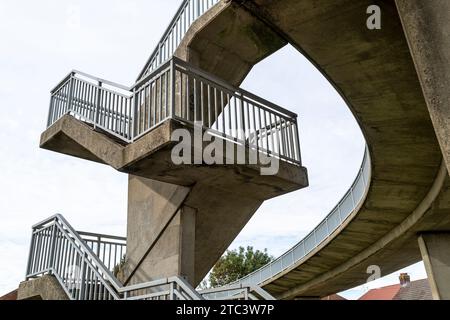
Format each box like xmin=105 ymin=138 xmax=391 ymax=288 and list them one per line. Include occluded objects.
xmin=19 ymin=0 xmax=450 ymax=300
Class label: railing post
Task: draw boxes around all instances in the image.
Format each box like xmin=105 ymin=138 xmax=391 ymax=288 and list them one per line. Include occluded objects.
xmin=239 ymin=95 xmax=245 ymax=141
xmin=244 ymin=287 xmax=249 ymax=300
xmin=171 ymin=59 xmax=176 ymax=118
xmin=293 ymin=117 xmax=302 ymax=164
xmin=78 ymin=255 xmax=86 ymax=300
xmin=47 ymin=94 xmax=54 ymax=127
xmin=158 ymin=44 xmax=163 ymax=64
xmin=169 ymin=282 xmax=175 ymax=300
xmin=48 ymin=224 xmax=57 ymax=274
xmin=67 ymin=72 xmax=75 ymax=115
xmin=25 ymin=231 xmax=35 ymax=280
xmin=94 ymin=81 xmax=102 ymax=129
xmin=132 ymin=89 xmax=138 ymax=141
xmin=96 ymin=236 xmax=101 ymax=258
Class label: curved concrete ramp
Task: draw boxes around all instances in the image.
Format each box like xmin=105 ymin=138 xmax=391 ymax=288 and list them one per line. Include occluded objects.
xmin=38 ymin=0 xmax=450 ymax=298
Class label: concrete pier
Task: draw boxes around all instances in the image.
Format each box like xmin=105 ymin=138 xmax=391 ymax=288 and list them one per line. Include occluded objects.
xmin=418 ymin=233 xmax=450 ymax=300
xmin=396 ymin=0 xmax=450 ymax=174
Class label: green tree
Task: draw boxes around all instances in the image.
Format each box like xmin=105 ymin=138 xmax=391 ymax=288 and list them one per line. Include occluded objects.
xmin=207 ymin=246 xmax=273 ymax=288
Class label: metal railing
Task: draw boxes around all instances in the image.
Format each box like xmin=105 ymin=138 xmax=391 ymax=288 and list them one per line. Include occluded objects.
xmin=25 ymin=214 xmax=203 ymax=300
xmin=209 ymin=146 xmax=371 ymax=297
xmin=78 ymin=231 xmax=126 ymax=273
xmin=136 ymin=0 xmax=220 ymax=81
xmin=201 ymin=284 xmax=276 ymax=300
xmin=171 ymin=59 xmax=301 ymax=164
xmin=47 ymin=57 xmax=302 ymax=165
xmin=48 ymin=70 xmax=133 ymax=141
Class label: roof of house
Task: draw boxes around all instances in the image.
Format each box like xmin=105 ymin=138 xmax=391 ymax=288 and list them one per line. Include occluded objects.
xmin=359 ymin=278 xmax=432 ymax=300
xmin=359 ymin=283 xmax=401 ymax=300
xmin=0 ymin=289 xmax=18 ymax=300
xmin=393 ymin=279 xmax=432 ymax=300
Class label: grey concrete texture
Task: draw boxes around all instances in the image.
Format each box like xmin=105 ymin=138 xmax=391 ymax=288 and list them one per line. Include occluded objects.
xmin=17 ymin=275 xmax=68 ymax=300
xmin=418 ymin=233 xmax=450 ymax=300
xmin=124 ymin=176 xmax=193 ymax=285
xmin=396 ymin=0 xmax=450 ymax=174
xmin=171 ymin=0 xmax=450 ymax=298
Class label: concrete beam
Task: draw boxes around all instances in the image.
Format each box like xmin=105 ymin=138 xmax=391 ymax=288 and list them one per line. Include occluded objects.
xmin=418 ymin=233 xmax=450 ymax=300
xmin=396 ymin=0 xmax=450 ymax=174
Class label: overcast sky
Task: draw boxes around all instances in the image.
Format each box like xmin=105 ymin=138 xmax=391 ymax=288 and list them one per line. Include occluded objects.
xmin=0 ymin=0 xmax=427 ymax=299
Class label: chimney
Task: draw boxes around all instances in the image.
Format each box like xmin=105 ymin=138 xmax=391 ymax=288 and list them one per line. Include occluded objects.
xmin=399 ymin=273 xmax=410 ymax=287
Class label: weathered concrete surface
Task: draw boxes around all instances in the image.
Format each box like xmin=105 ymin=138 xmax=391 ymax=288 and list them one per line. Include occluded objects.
xmin=418 ymin=233 xmax=450 ymax=300
xmin=17 ymin=275 xmax=68 ymax=300
xmin=396 ymin=0 xmax=450 ymax=174
xmin=41 ymin=117 xmax=307 ymax=286
xmin=172 ymin=0 xmax=449 ymax=297
xmin=124 ymin=176 xmax=193 ymax=285
xmin=175 ymin=0 xmax=287 ymax=86
xmin=40 ymin=115 xmax=124 ymax=169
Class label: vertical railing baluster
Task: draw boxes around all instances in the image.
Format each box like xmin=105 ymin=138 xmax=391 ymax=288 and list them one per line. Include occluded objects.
xmin=186 ymin=74 xmax=190 ymax=121
xmin=158 ymin=76 xmax=163 ymax=123
xmin=78 ymin=255 xmax=86 ymax=300
xmin=239 ymin=96 xmax=245 ymax=142
xmin=33 ymin=230 xmax=42 ymax=273
xmin=47 ymin=94 xmax=55 ymax=127
xmin=207 ymin=84 xmax=211 ymax=128
xmin=171 ymin=59 xmax=176 ymax=118
xmin=269 ymin=113 xmax=275 ymax=155
xmin=220 ymin=90 xmax=226 ymax=136
xmin=227 ymin=94 xmax=232 ymax=137
xmin=132 ymin=89 xmax=138 ymax=141
xmin=214 ymin=87 xmax=218 ymax=130
xmin=48 ymin=224 xmax=57 ymax=273
xmin=293 ymin=119 xmax=301 ymax=164
xmin=67 ymin=72 xmax=75 ymax=115
xmin=252 ymin=104 xmax=257 ymax=154
xmin=40 ymin=228 xmax=49 ymax=271
xmin=193 ymin=78 xmax=197 ymax=122
xmin=94 ymin=82 xmax=102 ymax=130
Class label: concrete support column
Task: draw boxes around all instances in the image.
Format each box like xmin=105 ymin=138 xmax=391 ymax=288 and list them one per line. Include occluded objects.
xmin=123 ymin=175 xmax=196 ymax=286
xmin=418 ymin=233 xmax=450 ymax=300
xmin=396 ymin=0 xmax=450 ymax=174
